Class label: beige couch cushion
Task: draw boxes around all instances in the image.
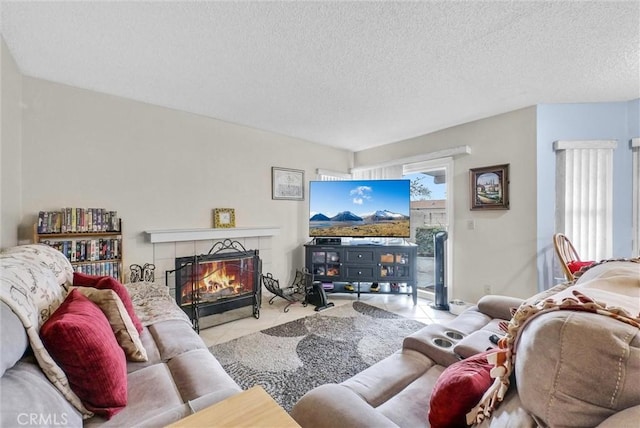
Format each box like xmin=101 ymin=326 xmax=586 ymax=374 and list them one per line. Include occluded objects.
xmin=167 ymin=348 xmax=241 ymax=401
xmin=0 ymin=361 xmax=83 ymax=427
xmin=148 ymin=319 xmax=207 ymax=361
xmin=476 ymin=295 xmax=523 ymax=320
xmin=84 ymin=363 xmax=183 ymax=427
xmin=341 ymin=349 xmax=437 ymax=407
xmin=513 ymin=260 xmax=640 ymax=427
xmin=515 ymin=311 xmax=640 ymax=427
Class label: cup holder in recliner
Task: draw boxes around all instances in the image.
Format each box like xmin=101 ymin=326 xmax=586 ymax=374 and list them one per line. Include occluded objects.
xmin=432 ymin=338 xmax=453 ymax=348
xmin=445 ymin=331 xmax=464 ymax=341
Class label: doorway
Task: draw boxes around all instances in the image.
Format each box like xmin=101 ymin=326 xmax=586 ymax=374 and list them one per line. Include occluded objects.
xmin=403 ymin=158 xmax=452 ymax=298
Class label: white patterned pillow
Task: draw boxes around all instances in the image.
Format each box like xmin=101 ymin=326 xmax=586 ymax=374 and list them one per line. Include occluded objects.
xmin=0 ymin=256 xmax=66 ymax=327
xmin=1 ymin=244 xmax=73 ymax=286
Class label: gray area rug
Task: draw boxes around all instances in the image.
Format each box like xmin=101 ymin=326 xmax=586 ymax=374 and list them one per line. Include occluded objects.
xmin=209 ymin=301 xmax=426 ymax=412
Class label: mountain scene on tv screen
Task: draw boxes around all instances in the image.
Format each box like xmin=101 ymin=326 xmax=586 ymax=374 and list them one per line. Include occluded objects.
xmin=309 ymin=209 xmax=410 ymax=237
xmin=309 ymin=180 xmax=411 ymax=237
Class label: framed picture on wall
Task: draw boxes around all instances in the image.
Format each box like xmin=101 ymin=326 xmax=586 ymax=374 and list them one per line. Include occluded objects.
xmin=272 ymin=167 xmax=304 ymax=200
xmin=469 ymin=164 xmax=510 ymax=210
xmin=213 ymin=208 xmax=236 ymax=228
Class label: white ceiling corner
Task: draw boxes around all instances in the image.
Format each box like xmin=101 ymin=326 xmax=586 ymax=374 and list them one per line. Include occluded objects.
xmin=1 ymin=1 xmax=638 ymax=152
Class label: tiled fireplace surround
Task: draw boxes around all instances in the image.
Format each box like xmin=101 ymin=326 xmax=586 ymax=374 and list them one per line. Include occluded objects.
xmin=144 ymin=227 xmax=279 ymax=326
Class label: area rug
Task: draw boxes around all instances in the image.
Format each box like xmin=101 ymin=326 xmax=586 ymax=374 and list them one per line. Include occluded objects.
xmin=209 ymin=301 xmax=426 ymax=412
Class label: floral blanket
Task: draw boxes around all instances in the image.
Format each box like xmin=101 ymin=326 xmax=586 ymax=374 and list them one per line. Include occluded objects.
xmin=467 ymin=258 xmax=640 ymax=425
xmin=124 ymin=281 xmax=191 ymax=326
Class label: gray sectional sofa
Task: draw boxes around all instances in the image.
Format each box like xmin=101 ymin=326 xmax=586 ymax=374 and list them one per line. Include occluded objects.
xmin=0 ymin=244 xmax=242 ymax=427
xmin=291 ymin=259 xmax=640 ymax=427
xmin=3 ymin=243 xmax=638 ymax=428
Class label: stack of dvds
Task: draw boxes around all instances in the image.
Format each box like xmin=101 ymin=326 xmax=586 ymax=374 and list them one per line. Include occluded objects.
xmin=36 ymin=208 xmax=120 ymax=234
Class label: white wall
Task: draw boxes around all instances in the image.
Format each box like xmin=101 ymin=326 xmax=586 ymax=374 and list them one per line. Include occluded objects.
xmin=18 ymin=76 xmax=351 ymax=285
xmin=354 ymin=107 xmax=539 ymax=302
xmin=0 ymin=38 xmax=22 ymax=248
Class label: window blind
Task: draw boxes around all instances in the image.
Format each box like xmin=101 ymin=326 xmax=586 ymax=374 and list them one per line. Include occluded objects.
xmin=632 ymin=138 xmax=640 ymax=257
xmin=315 ymin=169 xmax=351 ymax=181
xmin=351 ymin=165 xmax=403 ymax=180
xmin=554 ymin=140 xmax=617 ymax=261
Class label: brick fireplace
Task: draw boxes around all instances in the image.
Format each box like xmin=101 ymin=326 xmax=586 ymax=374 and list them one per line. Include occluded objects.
xmin=173 ymin=240 xmax=261 ymax=331
xmin=144 ymin=225 xmax=279 ymax=330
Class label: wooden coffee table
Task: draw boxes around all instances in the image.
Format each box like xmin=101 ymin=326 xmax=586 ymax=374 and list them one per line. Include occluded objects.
xmin=166 ymin=385 xmax=300 ymax=427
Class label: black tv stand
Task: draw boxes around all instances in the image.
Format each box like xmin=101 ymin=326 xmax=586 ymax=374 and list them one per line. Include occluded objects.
xmin=304 ymin=241 xmax=418 ymax=305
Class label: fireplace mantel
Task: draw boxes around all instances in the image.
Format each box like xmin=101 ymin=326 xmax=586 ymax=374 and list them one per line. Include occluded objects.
xmin=145 ymin=226 xmax=280 ymax=243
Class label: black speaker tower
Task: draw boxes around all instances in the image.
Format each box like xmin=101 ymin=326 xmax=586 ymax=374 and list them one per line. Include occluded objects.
xmin=432 ymin=231 xmax=449 ymax=310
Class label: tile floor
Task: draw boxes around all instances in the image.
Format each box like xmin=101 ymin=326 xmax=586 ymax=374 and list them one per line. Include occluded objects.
xmin=198 ymin=291 xmax=456 ymax=347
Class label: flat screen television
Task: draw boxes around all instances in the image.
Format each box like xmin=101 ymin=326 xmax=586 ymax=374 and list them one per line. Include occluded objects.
xmin=309 ymin=179 xmax=411 ymax=238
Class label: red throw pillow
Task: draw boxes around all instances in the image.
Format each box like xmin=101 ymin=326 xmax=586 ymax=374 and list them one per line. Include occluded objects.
xmin=72 ymin=271 xmax=103 ymax=286
xmin=428 ymin=350 xmax=496 ymax=428
xmin=40 ymin=289 xmax=127 ymax=418
xmin=567 ymin=260 xmax=594 ymax=274
xmin=73 ymin=273 xmax=143 ymax=333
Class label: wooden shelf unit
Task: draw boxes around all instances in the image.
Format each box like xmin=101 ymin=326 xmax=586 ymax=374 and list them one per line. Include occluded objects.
xmin=33 ymin=219 xmax=123 ymax=282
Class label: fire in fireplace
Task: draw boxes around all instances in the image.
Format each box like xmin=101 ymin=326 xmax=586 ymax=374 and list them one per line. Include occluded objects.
xmin=173 ymin=240 xmax=261 ymax=331
xmin=179 ymin=257 xmax=255 ymax=305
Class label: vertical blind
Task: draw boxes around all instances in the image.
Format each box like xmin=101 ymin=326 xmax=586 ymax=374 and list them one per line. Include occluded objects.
xmin=315 ymin=169 xmax=351 ymax=181
xmin=554 ymin=140 xmax=617 ymax=261
xmin=633 ymin=138 xmax=640 ymax=257
xmin=351 ymin=165 xmax=403 ymax=180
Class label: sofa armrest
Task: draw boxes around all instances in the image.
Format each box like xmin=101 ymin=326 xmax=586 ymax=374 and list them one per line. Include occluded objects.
xmin=290 ymin=384 xmax=399 ymax=428
xmin=597 ymin=405 xmax=640 ymax=427
xmin=403 ymin=324 xmax=464 ymax=367
xmin=477 ymin=295 xmax=523 ymax=320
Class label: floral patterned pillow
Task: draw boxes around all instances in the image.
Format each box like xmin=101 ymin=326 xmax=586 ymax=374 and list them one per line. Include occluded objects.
xmin=1 ymin=244 xmax=73 ymax=286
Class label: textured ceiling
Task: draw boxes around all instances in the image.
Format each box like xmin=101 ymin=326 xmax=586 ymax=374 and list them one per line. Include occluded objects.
xmin=1 ymin=1 xmax=639 ymax=152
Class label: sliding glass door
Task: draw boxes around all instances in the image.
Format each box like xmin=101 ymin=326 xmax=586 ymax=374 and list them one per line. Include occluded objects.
xmin=403 ymin=158 xmax=452 ymax=296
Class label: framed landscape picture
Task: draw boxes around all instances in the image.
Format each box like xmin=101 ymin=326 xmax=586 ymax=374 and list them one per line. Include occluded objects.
xmin=469 ymin=164 xmax=510 ymax=210
xmin=272 ymin=167 xmax=304 ymax=200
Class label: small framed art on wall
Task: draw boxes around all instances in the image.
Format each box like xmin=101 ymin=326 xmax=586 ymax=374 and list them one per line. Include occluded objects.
xmin=469 ymin=164 xmax=510 ymax=210
xmin=213 ymin=208 xmax=236 ymax=228
xmin=272 ymin=167 xmax=304 ymax=200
